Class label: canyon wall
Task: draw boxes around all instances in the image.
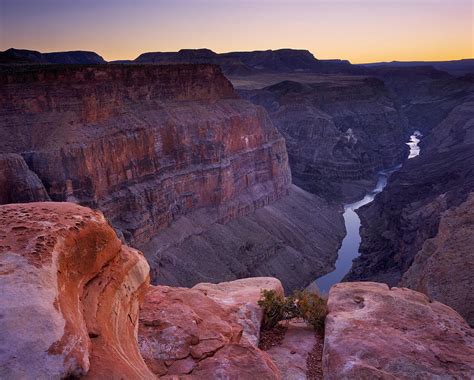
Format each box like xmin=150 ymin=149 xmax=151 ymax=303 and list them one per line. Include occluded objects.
xmin=240 ymin=76 xmax=407 ymax=203
xmin=0 ymin=64 xmax=344 ymax=291
xmin=141 ymin=185 xmax=344 ymax=292
xmin=346 ymin=77 xmax=474 ymax=326
xmin=0 ymin=64 xmax=290 ymax=245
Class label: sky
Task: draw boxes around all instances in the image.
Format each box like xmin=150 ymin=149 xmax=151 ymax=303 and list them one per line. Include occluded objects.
xmin=0 ymin=0 xmax=472 ymax=63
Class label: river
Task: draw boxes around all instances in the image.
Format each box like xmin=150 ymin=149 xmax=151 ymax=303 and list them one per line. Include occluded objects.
xmin=311 ymin=131 xmax=422 ymax=294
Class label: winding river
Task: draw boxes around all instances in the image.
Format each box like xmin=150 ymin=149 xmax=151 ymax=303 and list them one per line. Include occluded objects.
xmin=312 ymin=131 xmax=422 ymax=294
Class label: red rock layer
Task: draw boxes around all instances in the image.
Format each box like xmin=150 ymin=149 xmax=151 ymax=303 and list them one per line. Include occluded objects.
xmin=0 ymin=64 xmax=291 ymax=245
xmin=0 ymin=202 xmax=153 ymax=379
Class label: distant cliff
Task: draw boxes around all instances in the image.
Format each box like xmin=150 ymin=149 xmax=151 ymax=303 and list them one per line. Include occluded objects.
xmin=240 ymin=76 xmax=408 ymax=203
xmin=134 ymin=48 xmax=360 ymax=75
xmin=0 ymin=48 xmax=106 ymax=64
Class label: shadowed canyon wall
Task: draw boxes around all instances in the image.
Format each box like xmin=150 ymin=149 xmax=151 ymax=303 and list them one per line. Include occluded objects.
xmin=346 ymin=73 xmax=474 ymax=326
xmin=239 ymin=76 xmax=408 ymax=203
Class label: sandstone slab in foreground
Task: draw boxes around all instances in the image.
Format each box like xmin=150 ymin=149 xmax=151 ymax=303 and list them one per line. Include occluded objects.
xmin=138 ymin=278 xmax=283 ymax=378
xmin=0 ymin=202 xmax=153 ymax=379
xmin=323 ymin=282 xmax=474 ymax=379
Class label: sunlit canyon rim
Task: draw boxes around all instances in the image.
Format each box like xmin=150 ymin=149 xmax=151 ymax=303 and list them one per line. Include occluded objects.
xmin=1 ymin=46 xmax=473 ymax=379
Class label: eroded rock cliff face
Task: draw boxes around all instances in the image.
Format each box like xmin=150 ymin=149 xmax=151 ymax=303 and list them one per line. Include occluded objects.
xmin=0 ymin=64 xmax=346 ymax=291
xmin=0 ymin=65 xmax=288 ymax=234
xmin=324 ymin=282 xmax=474 ymax=379
xmin=0 ymin=65 xmax=290 ymax=247
xmin=400 ymin=193 xmax=474 ymax=326
xmin=0 ymin=202 xmax=153 ymax=379
xmin=240 ymin=76 xmax=407 ymax=202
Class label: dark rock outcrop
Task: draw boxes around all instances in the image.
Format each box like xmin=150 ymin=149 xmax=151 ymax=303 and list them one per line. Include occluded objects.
xmin=240 ymin=76 xmax=407 ymax=202
xmin=0 ymin=153 xmax=50 ymax=203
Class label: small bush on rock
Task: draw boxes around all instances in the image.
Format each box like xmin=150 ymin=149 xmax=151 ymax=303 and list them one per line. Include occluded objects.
xmin=258 ymin=289 xmax=327 ymax=333
xmin=293 ymin=290 xmax=328 ymax=333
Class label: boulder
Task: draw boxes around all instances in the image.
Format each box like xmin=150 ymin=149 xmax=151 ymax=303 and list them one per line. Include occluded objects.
xmin=138 ymin=277 xmax=283 ymax=378
xmin=0 ymin=202 xmax=153 ymax=379
xmin=193 ymin=277 xmax=284 ymax=345
xmin=323 ymin=282 xmax=474 ymax=379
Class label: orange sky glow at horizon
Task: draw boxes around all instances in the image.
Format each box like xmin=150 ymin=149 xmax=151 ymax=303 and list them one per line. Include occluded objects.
xmin=0 ymin=0 xmax=472 ymax=64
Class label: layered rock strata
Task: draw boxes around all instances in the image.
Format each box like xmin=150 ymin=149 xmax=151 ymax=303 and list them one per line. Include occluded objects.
xmin=240 ymin=76 xmax=407 ymax=202
xmin=0 ymin=64 xmax=346 ymax=291
xmin=0 ymin=64 xmax=291 ymax=244
xmin=324 ymin=282 xmax=474 ymax=379
xmin=0 ymin=202 xmax=153 ymax=379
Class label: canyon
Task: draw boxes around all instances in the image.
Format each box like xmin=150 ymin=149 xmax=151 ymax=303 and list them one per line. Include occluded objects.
xmin=0 ymin=48 xmax=473 ymax=378
xmin=238 ymin=75 xmax=407 ymax=203
xmin=0 ymin=63 xmax=344 ymax=291
xmin=346 ymin=68 xmax=474 ymax=326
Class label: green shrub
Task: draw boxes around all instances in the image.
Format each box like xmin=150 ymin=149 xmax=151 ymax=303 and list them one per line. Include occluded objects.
xmin=258 ymin=289 xmax=327 ymax=333
xmin=293 ymin=290 xmax=328 ymax=333
xmin=258 ymin=289 xmax=291 ymax=330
